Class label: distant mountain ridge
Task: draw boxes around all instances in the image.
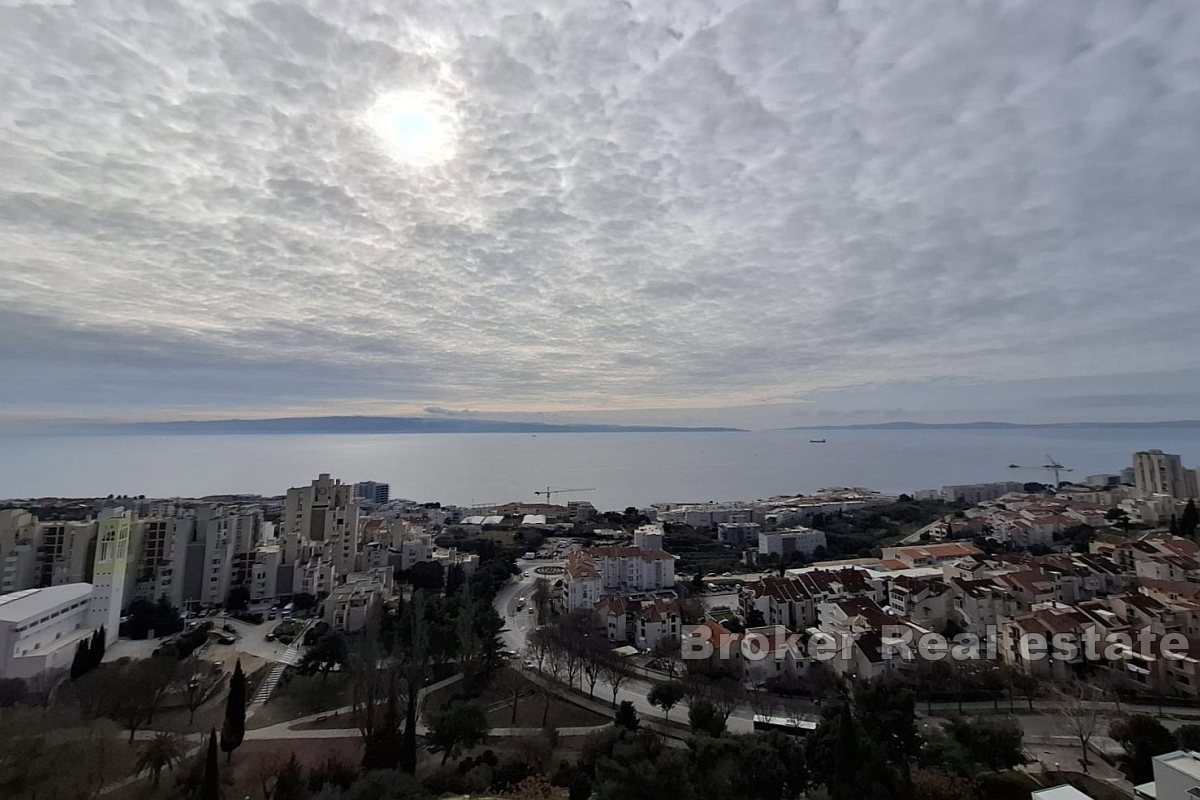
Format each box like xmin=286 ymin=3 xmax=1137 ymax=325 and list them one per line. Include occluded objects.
xmin=75 ymin=415 xmax=745 ymax=435
xmin=786 ymin=420 xmax=1200 ymax=430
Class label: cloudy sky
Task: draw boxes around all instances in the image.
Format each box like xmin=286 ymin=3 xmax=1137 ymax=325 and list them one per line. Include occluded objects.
xmin=2 ymin=0 xmax=1199 ymax=429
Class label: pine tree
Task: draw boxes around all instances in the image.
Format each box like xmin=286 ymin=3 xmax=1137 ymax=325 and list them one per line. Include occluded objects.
xmin=201 ymin=728 xmax=219 ymax=800
xmin=220 ymin=660 xmax=246 ymax=763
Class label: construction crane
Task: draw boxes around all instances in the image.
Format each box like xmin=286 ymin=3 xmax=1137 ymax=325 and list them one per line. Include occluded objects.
xmin=1043 ymin=454 xmax=1073 ymax=486
xmin=533 ymin=486 xmax=596 ymax=503
xmin=1007 ymin=456 xmax=1074 ymax=486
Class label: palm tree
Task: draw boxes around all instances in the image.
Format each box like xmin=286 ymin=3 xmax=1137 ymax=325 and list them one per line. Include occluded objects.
xmin=134 ymin=731 xmax=186 ymax=788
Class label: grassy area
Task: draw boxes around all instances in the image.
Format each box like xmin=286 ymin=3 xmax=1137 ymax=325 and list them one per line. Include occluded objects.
xmin=248 ymin=671 xmax=352 ymax=730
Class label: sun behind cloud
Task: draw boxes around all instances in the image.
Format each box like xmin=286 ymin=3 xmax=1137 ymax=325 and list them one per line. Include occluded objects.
xmin=362 ymin=89 xmax=458 ymax=167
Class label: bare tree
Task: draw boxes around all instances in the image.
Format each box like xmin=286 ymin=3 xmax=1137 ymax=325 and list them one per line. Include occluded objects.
xmin=601 ymin=656 xmax=629 ymax=707
xmin=580 ymin=639 xmax=607 ymax=699
xmin=1056 ymin=683 xmax=1103 ymax=773
xmin=176 ymin=657 xmax=225 ymax=725
xmin=496 ymin=668 xmax=527 ymax=725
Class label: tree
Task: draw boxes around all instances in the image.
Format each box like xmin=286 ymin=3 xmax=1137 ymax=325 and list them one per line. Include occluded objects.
xmin=292 ymin=592 xmax=319 ymax=613
xmin=1111 ymin=714 xmax=1177 ymax=784
xmin=220 ymin=660 xmax=246 ymax=762
xmin=1178 ymin=723 xmax=1200 ymax=752
xmin=89 ymin=627 xmax=106 ymax=669
xmin=75 ymin=656 xmax=179 ymax=741
xmin=445 ymin=563 xmax=466 ymax=597
xmin=398 ymin=591 xmax=432 ymax=774
xmin=300 ymin=632 xmax=349 ymax=680
xmin=406 ymin=561 xmax=444 ymax=593
xmin=688 ymin=697 xmax=725 ymax=737
xmin=601 ymin=657 xmax=629 ymax=707
xmin=930 ymin=716 xmax=1024 ymax=774
xmin=647 ymin=683 xmax=684 ymax=725
xmin=911 ymin=770 xmax=976 ymax=800
xmin=224 ymin=585 xmax=250 ymax=612
xmin=177 ymin=657 xmax=224 ymax=725
xmin=71 ymin=637 xmax=92 ymax=681
xmin=1182 ymin=499 xmax=1199 ymax=539
xmin=135 ymin=731 xmax=186 ymax=789
xmin=615 ymin=700 xmax=639 ymax=731
xmin=1057 ymin=684 xmax=1102 ymax=772
xmin=273 ymin=754 xmax=306 ymax=800
xmin=201 ymin=728 xmax=220 ymax=800
xmin=427 ymin=699 xmax=489 ymax=765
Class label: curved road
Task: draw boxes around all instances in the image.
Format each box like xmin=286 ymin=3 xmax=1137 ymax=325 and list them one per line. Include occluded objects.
xmin=494 ymin=557 xmax=755 ymax=733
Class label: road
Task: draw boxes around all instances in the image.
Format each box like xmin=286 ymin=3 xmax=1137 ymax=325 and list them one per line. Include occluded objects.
xmin=494 ymin=556 xmax=756 ymax=733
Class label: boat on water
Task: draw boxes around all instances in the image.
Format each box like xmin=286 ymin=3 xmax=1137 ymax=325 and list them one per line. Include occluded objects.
xmin=810 ymin=438 xmax=826 ymax=443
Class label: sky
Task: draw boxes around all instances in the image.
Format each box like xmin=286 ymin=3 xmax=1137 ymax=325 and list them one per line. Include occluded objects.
xmin=2 ymin=0 xmax=1200 ymax=430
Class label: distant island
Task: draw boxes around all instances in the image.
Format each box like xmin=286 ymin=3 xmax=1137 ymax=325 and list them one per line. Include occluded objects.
xmin=70 ymin=415 xmax=746 ymax=435
xmin=786 ymin=420 xmax=1200 ymax=430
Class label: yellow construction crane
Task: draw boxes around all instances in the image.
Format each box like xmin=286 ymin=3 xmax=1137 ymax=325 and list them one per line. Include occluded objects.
xmin=533 ymin=486 xmax=596 ymax=503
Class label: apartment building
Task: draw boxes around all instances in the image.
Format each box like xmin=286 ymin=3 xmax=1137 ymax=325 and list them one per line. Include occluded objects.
xmin=282 ymin=474 xmax=360 ymax=579
xmin=758 ymin=527 xmax=827 ymax=559
xmin=1134 ymin=450 xmax=1194 ymax=500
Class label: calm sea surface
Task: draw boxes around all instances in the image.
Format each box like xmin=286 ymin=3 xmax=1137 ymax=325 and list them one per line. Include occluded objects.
xmin=2 ymin=428 xmax=1199 ymax=509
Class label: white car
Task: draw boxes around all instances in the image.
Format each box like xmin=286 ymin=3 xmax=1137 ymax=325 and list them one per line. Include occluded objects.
xmin=523 ymin=571 xmax=530 ymax=577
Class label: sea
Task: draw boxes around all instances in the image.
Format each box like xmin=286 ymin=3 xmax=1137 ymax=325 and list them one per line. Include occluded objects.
xmin=1 ymin=427 xmax=1199 ymax=509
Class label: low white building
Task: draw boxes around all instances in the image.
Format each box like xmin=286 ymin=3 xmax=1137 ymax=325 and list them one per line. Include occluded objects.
xmin=0 ymin=584 xmax=96 ymax=679
xmin=758 ymin=527 xmax=827 ymax=559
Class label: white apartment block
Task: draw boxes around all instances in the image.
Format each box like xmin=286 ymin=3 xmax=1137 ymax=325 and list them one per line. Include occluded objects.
xmin=0 ymin=584 xmax=96 ymax=679
xmin=564 ymin=546 xmax=676 ymax=611
xmin=758 ymin=527 xmax=827 ymax=558
xmin=1134 ymin=450 xmax=1194 ymax=500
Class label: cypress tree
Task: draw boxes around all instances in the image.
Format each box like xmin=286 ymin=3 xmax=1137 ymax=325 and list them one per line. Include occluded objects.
xmin=220 ymin=660 xmax=246 ymax=763
xmin=201 ymin=728 xmax=219 ymax=800
xmin=89 ymin=627 xmax=106 ymax=670
xmin=71 ymin=638 xmax=89 ymax=681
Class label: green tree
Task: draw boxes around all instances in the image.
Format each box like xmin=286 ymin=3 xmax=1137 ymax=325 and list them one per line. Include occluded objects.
xmin=135 ymin=731 xmax=186 ymax=788
xmin=201 ymin=728 xmax=219 ymax=800
xmin=426 ymin=699 xmax=489 ymax=765
xmin=1182 ymin=499 xmax=1199 ymax=539
xmin=89 ymin=628 xmax=106 ymax=669
xmin=1178 ymin=723 xmax=1200 ymax=751
xmin=220 ymin=660 xmax=246 ymax=763
xmin=71 ymin=637 xmax=91 ymax=681
xmin=688 ymin=698 xmax=725 ymax=737
xmin=647 ymin=683 xmax=685 ymax=725
xmin=615 ymin=701 xmax=639 ymax=731
xmin=224 ymin=586 xmax=250 ymax=612
xmin=300 ymin=632 xmax=349 ymax=680
xmin=1111 ymin=714 xmax=1177 ymax=784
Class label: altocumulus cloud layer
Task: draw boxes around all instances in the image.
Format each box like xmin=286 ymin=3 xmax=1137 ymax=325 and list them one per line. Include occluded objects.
xmin=2 ymin=0 xmax=1200 ymax=424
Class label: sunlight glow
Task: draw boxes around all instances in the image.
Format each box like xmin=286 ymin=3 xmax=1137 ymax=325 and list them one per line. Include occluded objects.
xmin=362 ymin=89 xmax=458 ymax=167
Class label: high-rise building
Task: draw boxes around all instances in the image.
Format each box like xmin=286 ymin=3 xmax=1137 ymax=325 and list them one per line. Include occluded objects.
xmin=354 ymin=481 xmax=390 ymax=505
xmin=1134 ymin=450 xmax=1192 ymax=499
xmin=89 ymin=507 xmax=130 ymax=645
xmin=282 ymin=474 xmax=360 ymax=578
xmin=129 ymin=516 xmax=195 ymax=608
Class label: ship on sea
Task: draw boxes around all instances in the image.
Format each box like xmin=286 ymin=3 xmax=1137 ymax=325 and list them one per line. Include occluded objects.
xmin=810 ymin=438 xmax=826 ymax=443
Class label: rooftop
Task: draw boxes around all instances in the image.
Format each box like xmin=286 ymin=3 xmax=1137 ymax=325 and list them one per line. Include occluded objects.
xmin=0 ymin=583 xmax=93 ymax=622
